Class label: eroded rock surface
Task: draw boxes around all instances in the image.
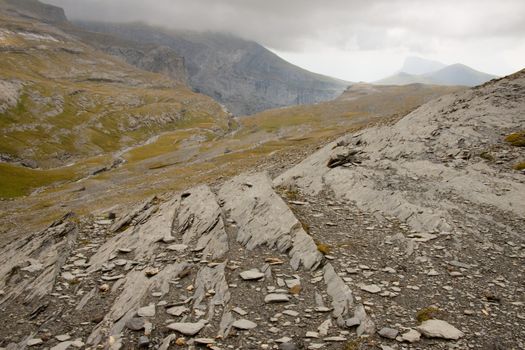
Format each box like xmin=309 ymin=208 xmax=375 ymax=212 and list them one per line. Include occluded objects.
xmin=275 ymin=71 xmax=525 ymax=234
xmin=0 ymin=70 xmax=524 ymax=349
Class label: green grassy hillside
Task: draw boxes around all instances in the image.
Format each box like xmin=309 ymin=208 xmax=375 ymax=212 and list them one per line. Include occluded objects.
xmin=0 ymin=13 xmax=232 ymax=197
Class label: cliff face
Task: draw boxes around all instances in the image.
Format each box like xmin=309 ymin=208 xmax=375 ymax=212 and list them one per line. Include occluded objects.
xmin=1 ymin=0 xmax=67 ymax=23
xmin=67 ymin=28 xmax=189 ymax=85
xmin=107 ymin=45 xmax=187 ymax=85
xmin=74 ymin=22 xmax=349 ymax=116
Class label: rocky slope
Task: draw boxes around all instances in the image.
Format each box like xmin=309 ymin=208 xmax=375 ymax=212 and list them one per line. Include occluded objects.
xmin=0 ymin=69 xmax=523 ymax=350
xmin=73 ymin=22 xmax=349 ymax=116
xmin=65 ymin=28 xmax=188 ymax=85
xmin=0 ymin=6 xmax=233 ymax=197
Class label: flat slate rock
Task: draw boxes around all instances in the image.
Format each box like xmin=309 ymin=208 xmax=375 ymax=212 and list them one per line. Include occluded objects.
xmin=126 ymin=317 xmax=145 ymax=331
xmin=27 ymin=339 xmax=43 ymax=346
xmin=137 ymin=304 xmax=155 ymax=317
xmin=416 ymin=319 xmax=464 ymax=340
xmin=167 ymin=244 xmax=188 ymax=252
xmin=167 ymin=321 xmax=206 ymax=336
xmin=232 ymin=319 xmax=257 ymax=330
xmin=359 ymin=284 xmax=381 ymax=294
xmin=166 ymin=306 xmax=189 ymax=316
xmin=240 ymin=269 xmax=265 ymax=280
xmin=401 ymin=329 xmax=421 ymax=343
xmin=378 ymin=327 xmax=399 ymax=339
xmin=264 ymin=293 xmax=290 ymax=303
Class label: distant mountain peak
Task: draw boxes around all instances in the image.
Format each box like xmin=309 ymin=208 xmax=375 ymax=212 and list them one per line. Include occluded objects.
xmin=400 ymin=56 xmax=446 ymax=75
xmin=377 ymin=59 xmax=497 ymax=87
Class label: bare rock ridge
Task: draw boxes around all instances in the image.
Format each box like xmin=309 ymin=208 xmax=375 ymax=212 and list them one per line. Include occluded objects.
xmin=276 ymin=69 xmax=525 ymax=233
xmin=0 ymin=173 xmax=370 ymax=349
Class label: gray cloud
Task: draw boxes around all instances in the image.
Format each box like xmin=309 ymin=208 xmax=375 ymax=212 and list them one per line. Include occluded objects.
xmin=45 ymin=0 xmax=525 ymax=51
xmin=44 ymin=0 xmax=525 ymax=80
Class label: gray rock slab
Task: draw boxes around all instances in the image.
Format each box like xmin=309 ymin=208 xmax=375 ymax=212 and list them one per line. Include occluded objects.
xmin=378 ymin=327 xmax=399 ymax=339
xmin=264 ymin=293 xmax=290 ymax=303
xmin=137 ymin=304 xmax=155 ymax=317
xmin=166 ymin=321 xmax=207 ymax=336
xmin=232 ymin=319 xmax=257 ymax=330
xmin=240 ymin=269 xmax=265 ymax=280
xmin=416 ymin=319 xmax=464 ymax=340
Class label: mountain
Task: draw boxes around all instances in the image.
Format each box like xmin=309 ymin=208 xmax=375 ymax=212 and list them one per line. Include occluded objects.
xmin=374 ymin=72 xmax=436 ymax=85
xmin=72 ymin=22 xmax=350 ymax=116
xmin=425 ymin=63 xmax=498 ymax=86
xmin=64 ymin=27 xmax=189 ymax=85
xmin=0 ymin=3 xmax=233 ymax=196
xmin=400 ymin=56 xmax=446 ymax=75
xmin=376 ymin=60 xmax=497 ymax=87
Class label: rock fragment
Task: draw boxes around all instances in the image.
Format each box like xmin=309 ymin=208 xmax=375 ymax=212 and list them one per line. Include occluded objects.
xmin=416 ymin=319 xmax=464 ymax=340
xmin=138 ymin=336 xmax=150 ymax=348
xmin=137 ymin=304 xmax=155 ymax=317
xmin=232 ymin=307 xmax=248 ymax=316
xmin=166 ymin=306 xmax=189 ymax=316
xmin=240 ymin=269 xmax=265 ymax=280
xmin=359 ymin=284 xmax=381 ymax=294
xmin=126 ymin=317 xmax=145 ymax=331
xmin=167 ymin=321 xmax=207 ymax=336
xmin=232 ymin=319 xmax=257 ymax=330
xmin=55 ymin=334 xmax=71 ymax=342
xmin=378 ymin=327 xmax=399 ymax=339
xmin=401 ymin=329 xmax=421 ymax=343
xmin=318 ymin=318 xmax=332 ymax=336
xmin=144 ymin=267 xmax=159 ymax=277
xmin=167 ymin=244 xmax=188 ymax=252
xmin=265 ymin=293 xmax=290 ymax=303
xmin=27 ymin=339 xmax=43 ymax=346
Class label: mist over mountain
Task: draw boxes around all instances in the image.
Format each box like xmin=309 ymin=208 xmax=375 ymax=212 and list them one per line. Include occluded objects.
xmin=376 ymin=58 xmax=497 ymax=87
xmin=400 ymin=56 xmax=446 ymax=75
xmin=426 ymin=63 xmax=497 ymax=86
xmin=73 ymin=21 xmax=349 ymax=116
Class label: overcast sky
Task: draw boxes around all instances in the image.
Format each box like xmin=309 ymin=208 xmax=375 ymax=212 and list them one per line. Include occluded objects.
xmin=46 ymin=0 xmax=525 ymax=82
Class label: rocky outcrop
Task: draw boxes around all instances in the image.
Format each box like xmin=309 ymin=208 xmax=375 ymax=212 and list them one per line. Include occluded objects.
xmin=2 ymin=0 xmax=67 ymax=23
xmin=73 ymin=22 xmax=349 ymax=116
xmin=0 ymin=173 xmax=374 ymax=349
xmin=102 ymin=45 xmax=187 ymax=85
xmin=276 ymin=70 xmax=525 ymax=233
xmin=72 ymin=29 xmax=189 ymax=85
xmin=0 ymin=80 xmax=23 ymax=114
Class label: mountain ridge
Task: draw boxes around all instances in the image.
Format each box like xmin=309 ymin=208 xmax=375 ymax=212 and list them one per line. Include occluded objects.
xmin=73 ymin=21 xmax=350 ymax=116
xmin=377 ymin=59 xmax=497 ymax=87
